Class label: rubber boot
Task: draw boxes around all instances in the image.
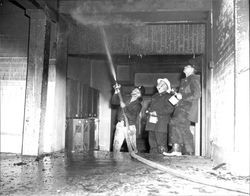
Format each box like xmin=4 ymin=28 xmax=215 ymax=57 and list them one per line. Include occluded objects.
xmin=163 ymin=143 xmax=182 ymax=156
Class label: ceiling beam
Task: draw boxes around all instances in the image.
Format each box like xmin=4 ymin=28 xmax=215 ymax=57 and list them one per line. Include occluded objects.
xmin=70 ymin=11 xmax=208 ymax=25
xmin=27 ymin=0 xmax=58 ymax=22
xmin=9 ymin=0 xmax=59 ymax=22
xmin=68 ymin=53 xmax=196 ymax=60
xmin=9 ymin=0 xmax=36 ymax=10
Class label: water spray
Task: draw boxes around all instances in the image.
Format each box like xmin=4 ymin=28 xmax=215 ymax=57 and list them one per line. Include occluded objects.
xmin=99 ymin=26 xmax=117 ymax=82
xmin=100 ymin=26 xmax=133 ymax=153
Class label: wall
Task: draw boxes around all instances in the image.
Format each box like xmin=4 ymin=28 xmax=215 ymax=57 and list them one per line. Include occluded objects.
xmin=0 ymin=2 xmax=28 ymax=57
xmin=0 ymin=1 xmax=68 ymax=155
xmin=211 ymin=0 xmax=249 ymax=175
xmin=67 ymin=57 xmax=91 ymax=83
xmin=211 ymin=0 xmax=235 ymax=168
xmin=0 ymin=2 xmax=29 ymax=153
xmin=233 ymin=0 xmax=249 ymax=175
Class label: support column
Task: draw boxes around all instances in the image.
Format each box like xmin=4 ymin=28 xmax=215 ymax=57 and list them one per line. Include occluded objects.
xmin=22 ymin=10 xmax=51 ymax=156
xmin=51 ymin=20 xmax=68 ymax=151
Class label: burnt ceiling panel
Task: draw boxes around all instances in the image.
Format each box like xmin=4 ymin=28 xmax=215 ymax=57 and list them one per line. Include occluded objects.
xmin=68 ymin=23 xmax=206 ymax=55
xmin=61 ymin=0 xmax=209 ymax=56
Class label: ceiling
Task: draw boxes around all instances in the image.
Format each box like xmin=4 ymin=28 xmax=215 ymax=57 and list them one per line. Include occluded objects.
xmin=7 ymin=0 xmax=209 ymax=72
xmin=8 ymin=0 xmax=211 ymax=24
xmin=59 ymin=0 xmax=210 ymax=25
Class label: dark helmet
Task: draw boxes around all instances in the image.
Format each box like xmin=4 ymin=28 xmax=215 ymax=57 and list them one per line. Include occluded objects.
xmin=136 ymin=86 xmax=145 ymax=96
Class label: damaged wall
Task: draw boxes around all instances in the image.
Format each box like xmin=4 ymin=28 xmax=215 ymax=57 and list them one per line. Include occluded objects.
xmin=0 ymin=1 xmax=68 ymax=155
xmin=211 ymin=0 xmax=235 ymax=164
xmin=211 ymin=0 xmax=249 ymax=175
xmin=0 ymin=2 xmax=29 ymax=153
xmin=233 ymin=0 xmax=249 ymax=175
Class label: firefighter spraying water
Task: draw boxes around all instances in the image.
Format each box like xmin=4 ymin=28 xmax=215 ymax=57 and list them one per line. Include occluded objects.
xmin=99 ymin=26 xmax=248 ymax=195
xmin=100 ymin=26 xmax=134 ymax=153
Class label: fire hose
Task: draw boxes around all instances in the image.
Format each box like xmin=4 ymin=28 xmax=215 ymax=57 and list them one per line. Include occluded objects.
xmin=100 ymin=26 xmax=248 ymax=195
xmin=116 ymin=89 xmax=248 ymax=195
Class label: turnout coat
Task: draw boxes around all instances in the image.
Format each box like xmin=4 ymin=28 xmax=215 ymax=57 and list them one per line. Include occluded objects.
xmin=178 ymin=74 xmax=201 ymax=123
xmin=111 ymin=93 xmax=142 ymax=126
xmin=145 ymin=92 xmax=174 ymax=133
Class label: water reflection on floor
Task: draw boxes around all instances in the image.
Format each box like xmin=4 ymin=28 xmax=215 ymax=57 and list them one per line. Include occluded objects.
xmin=0 ymin=151 xmax=249 ymax=196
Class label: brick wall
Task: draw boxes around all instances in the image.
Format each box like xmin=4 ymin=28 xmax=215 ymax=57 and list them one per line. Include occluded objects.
xmin=233 ymin=0 xmax=249 ymax=175
xmin=69 ymin=24 xmax=205 ymax=55
xmin=211 ymin=0 xmax=235 ymax=164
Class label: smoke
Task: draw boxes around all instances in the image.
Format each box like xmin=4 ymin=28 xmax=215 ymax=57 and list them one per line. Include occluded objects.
xmin=69 ymin=1 xmax=168 ymax=52
xmin=69 ymin=0 xmax=160 ymax=27
xmin=71 ymin=6 xmax=145 ymax=27
xmin=70 ymin=0 xmax=165 ymax=13
xmin=131 ymin=28 xmax=150 ymax=48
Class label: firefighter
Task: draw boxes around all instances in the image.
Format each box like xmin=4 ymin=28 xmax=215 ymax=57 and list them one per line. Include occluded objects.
xmin=165 ymin=64 xmax=201 ymax=156
xmin=145 ymin=78 xmax=175 ymax=154
xmin=111 ymin=83 xmax=145 ymax=153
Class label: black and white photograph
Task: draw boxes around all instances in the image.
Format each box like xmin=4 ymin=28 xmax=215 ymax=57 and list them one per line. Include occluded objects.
xmin=0 ymin=0 xmax=249 ymax=195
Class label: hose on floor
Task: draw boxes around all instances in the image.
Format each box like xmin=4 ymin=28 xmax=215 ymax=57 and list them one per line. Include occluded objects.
xmin=130 ymin=152 xmax=249 ymax=195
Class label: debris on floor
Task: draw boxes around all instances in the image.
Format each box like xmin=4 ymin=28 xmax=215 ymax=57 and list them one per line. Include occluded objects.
xmin=0 ymin=151 xmax=249 ymax=196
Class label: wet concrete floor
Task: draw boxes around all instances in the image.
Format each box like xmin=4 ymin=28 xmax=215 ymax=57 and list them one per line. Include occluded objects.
xmin=0 ymin=151 xmax=249 ymax=196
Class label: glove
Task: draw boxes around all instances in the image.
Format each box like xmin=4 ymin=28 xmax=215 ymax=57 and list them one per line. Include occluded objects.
xmin=113 ymin=83 xmax=121 ymax=94
xmin=120 ymin=101 xmax=126 ymax=108
xmin=176 ymin=93 xmax=182 ymax=100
